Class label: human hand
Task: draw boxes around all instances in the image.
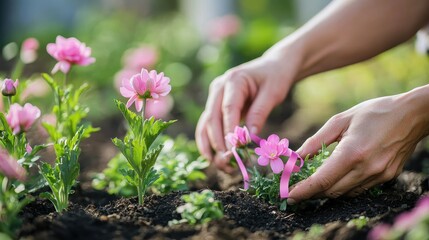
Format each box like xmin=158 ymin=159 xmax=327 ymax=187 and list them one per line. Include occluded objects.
xmin=195 ymin=53 xmax=298 ymax=171
xmin=288 ymin=88 xmax=429 ymax=204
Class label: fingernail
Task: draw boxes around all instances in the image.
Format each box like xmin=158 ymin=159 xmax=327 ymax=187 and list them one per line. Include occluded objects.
xmin=287 ymin=198 xmax=296 ymax=205
xmin=250 ymin=126 xmax=258 ymax=134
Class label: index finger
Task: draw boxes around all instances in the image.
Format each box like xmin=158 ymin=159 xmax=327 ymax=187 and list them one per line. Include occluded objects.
xmin=222 ymin=75 xmax=248 ymax=136
xmin=287 ymin=143 xmax=354 ymax=204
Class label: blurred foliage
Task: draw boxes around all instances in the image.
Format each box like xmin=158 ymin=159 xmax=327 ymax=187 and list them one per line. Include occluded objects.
xmin=291 ymin=224 xmax=324 ymax=240
xmin=1 ymin=1 xmax=428 ymax=141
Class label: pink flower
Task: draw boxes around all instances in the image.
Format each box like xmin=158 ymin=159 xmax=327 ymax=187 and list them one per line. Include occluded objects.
xmin=393 ymin=196 xmax=429 ymax=230
xmin=114 ymin=69 xmax=137 ymax=92
xmin=146 ymin=96 xmax=174 ymax=119
xmin=120 ymin=68 xmax=171 ymax=112
xmin=225 ymin=126 xmax=251 ymax=148
xmin=123 ymin=46 xmax=158 ymax=70
xmin=20 ymin=78 xmax=50 ymax=101
xmin=47 ymin=36 xmax=95 ymax=74
xmin=368 ymin=224 xmax=391 ymax=240
xmin=22 ymin=38 xmax=39 ymax=51
xmin=209 ymin=15 xmax=241 ymax=42
xmin=255 ymin=134 xmax=291 ymax=174
xmin=0 ymin=148 xmax=26 ymax=181
xmin=1 ymin=78 xmax=18 ymax=96
xmin=6 ymin=103 xmax=41 ymax=134
xmin=21 ymin=38 xmax=39 ymax=64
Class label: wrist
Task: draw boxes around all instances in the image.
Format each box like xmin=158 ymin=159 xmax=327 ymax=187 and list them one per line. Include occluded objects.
xmin=397 ymin=84 xmax=429 ymax=136
xmin=262 ymin=36 xmax=307 ymax=85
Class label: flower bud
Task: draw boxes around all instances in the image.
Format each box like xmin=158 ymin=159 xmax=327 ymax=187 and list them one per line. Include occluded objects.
xmin=1 ymin=79 xmax=18 ymax=96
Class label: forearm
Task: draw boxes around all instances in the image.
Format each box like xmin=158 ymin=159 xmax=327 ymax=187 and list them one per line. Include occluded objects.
xmin=266 ymin=0 xmax=429 ymax=81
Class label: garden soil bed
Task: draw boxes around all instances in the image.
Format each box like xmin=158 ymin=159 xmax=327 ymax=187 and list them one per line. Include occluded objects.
xmin=18 ymin=171 xmax=428 ymax=240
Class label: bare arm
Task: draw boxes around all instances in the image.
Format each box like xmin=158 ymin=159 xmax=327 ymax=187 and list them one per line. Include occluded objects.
xmin=268 ymin=0 xmax=429 ymax=81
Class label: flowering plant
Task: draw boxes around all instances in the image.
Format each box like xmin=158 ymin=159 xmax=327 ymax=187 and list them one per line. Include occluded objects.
xmin=0 ymin=38 xmax=51 ymax=239
xmin=114 ymin=68 xmax=175 ymax=205
xmin=369 ymin=196 xmax=429 ymax=240
xmin=39 ymin=36 xmax=98 ymax=212
xmin=0 ymin=150 xmax=32 ymax=238
xmin=226 ymin=126 xmax=329 ymax=210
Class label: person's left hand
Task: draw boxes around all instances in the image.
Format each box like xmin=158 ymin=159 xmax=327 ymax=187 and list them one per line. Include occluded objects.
xmin=287 ymin=88 xmax=429 ymax=204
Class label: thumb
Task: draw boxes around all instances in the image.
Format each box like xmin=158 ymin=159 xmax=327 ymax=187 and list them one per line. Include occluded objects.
xmin=245 ymin=87 xmax=279 ymax=134
xmin=296 ymin=114 xmax=348 ymax=157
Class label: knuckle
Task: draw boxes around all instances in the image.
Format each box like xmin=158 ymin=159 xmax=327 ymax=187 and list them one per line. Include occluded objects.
xmin=209 ymin=77 xmax=223 ymax=92
xmin=316 ymin=176 xmax=334 ymax=191
xmin=328 ymin=113 xmax=344 ymax=126
xmin=249 ymin=105 xmax=268 ymax=119
xmin=370 ymin=163 xmax=386 ymax=176
xmin=343 ymin=145 xmax=367 ymax=165
xmin=381 ymin=168 xmax=396 ymax=182
xmin=225 ymin=68 xmax=245 ymax=80
xmin=222 ymin=102 xmax=238 ymax=114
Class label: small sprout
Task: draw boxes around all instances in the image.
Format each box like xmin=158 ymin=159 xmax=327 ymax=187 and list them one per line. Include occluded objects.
xmin=347 ymin=216 xmax=369 ymax=230
xmin=170 ymin=190 xmax=224 ymax=225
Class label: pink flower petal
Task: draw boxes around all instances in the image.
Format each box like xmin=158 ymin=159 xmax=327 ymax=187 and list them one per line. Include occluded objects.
xmin=267 ymin=134 xmax=280 ymax=144
xmin=257 ymin=156 xmax=269 ymax=166
xmin=270 ymin=157 xmax=284 ymax=174
xmin=126 ymin=95 xmax=138 ymax=109
xmin=135 ymin=98 xmax=143 ymax=112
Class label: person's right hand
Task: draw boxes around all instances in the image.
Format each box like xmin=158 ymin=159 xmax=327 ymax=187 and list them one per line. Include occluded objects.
xmin=195 ymin=53 xmax=297 ymax=171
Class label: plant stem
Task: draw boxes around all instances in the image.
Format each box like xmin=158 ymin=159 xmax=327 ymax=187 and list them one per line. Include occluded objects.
xmin=141 ymin=99 xmax=147 ymax=120
xmin=243 ymin=147 xmax=252 ymax=163
xmin=137 ymin=177 xmax=144 ymax=205
xmin=6 ymin=97 xmax=11 ymax=111
xmin=64 ymin=72 xmax=68 ymax=87
xmin=11 ymin=60 xmax=24 ymax=80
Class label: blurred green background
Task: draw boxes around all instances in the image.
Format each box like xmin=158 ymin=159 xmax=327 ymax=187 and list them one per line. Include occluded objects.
xmin=0 ymin=0 xmax=428 ymax=150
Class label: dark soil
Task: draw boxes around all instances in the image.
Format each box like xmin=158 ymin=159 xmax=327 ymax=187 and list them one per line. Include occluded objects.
xmin=17 ymin=171 xmax=428 ymax=240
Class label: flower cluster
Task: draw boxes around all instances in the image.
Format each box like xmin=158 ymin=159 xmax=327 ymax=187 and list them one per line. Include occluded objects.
xmin=225 ymin=126 xmax=303 ymax=199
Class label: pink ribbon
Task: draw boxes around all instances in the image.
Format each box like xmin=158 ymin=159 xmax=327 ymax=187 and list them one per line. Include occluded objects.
xmin=231 ymin=146 xmax=249 ymax=189
xmin=280 ymin=151 xmax=304 ymax=199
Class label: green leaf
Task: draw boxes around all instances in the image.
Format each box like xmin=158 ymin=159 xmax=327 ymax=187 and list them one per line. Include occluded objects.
xmin=114 ymin=99 xmax=139 ymax=133
xmin=119 ymin=168 xmax=138 ymax=186
xmin=142 ymin=144 xmax=164 ymax=174
xmin=42 ymin=122 xmax=60 ymax=141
